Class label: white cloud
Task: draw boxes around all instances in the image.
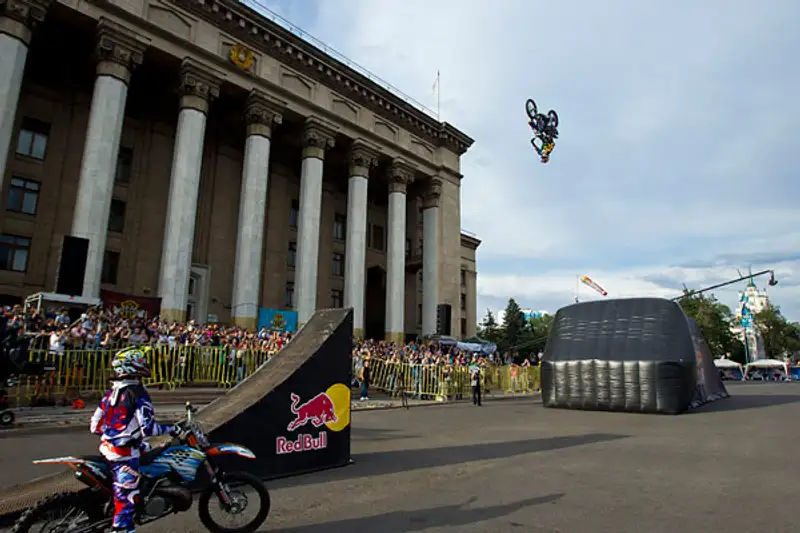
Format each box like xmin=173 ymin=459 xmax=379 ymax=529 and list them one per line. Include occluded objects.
xmin=261 ymin=0 xmax=800 ymax=320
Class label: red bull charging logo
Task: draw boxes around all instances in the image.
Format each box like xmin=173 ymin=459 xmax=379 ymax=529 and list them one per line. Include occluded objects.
xmin=276 ymin=383 xmax=350 ymax=455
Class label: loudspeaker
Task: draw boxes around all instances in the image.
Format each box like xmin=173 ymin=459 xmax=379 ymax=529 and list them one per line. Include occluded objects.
xmin=436 ymin=303 xmax=452 ymax=336
xmin=55 ymin=236 xmax=89 ymax=296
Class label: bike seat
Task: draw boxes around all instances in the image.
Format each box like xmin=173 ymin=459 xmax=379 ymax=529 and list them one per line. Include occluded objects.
xmin=139 ymin=445 xmax=170 ymax=466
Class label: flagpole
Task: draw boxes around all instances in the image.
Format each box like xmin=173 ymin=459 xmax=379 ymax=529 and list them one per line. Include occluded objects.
xmin=437 ymin=70 xmax=441 ymax=122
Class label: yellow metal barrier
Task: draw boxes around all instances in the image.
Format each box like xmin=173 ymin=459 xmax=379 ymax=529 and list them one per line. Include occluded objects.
xmin=9 ymin=346 xmax=274 ymax=406
xmin=356 ymin=359 xmax=541 ymax=401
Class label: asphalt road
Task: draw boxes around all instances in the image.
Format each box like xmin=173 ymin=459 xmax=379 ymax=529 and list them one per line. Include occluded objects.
xmin=2 ymin=383 xmax=799 ymax=532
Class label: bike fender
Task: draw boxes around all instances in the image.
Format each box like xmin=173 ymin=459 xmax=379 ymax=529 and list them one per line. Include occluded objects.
xmin=205 ymin=443 xmax=256 ymax=459
xmin=32 ymin=456 xmax=85 ymax=465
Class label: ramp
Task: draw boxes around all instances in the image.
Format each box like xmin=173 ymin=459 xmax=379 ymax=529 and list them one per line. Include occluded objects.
xmin=0 ymin=308 xmax=353 ymax=519
xmin=540 ymin=298 xmax=730 ymax=414
xmin=686 ymin=317 xmax=729 ymax=408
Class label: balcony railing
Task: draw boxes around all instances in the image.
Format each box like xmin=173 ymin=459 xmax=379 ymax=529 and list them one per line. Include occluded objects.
xmin=240 ymin=0 xmax=438 ymax=120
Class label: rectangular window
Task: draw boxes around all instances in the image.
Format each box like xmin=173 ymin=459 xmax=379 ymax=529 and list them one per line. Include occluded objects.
xmin=188 ymin=276 xmax=196 ymax=296
xmin=405 ymin=238 xmax=411 ymax=257
xmin=332 ymin=252 xmax=345 ymax=277
xmin=6 ymin=177 xmax=40 ymax=215
xmin=289 ymin=199 xmax=299 ymax=228
xmin=16 ymin=117 xmax=49 ymax=160
xmin=0 ymin=234 xmax=31 ymax=272
xmin=418 ymin=303 xmax=422 ymax=324
xmin=108 ymin=199 xmax=126 ymax=233
xmin=333 ymin=213 xmax=346 ymax=241
xmin=371 ymin=224 xmax=384 ymax=250
xmin=115 ymin=147 xmax=133 ymax=183
xmin=461 ymin=294 xmax=467 ymax=310
xmin=285 ymin=282 xmax=295 ymax=308
xmin=287 ymin=242 xmax=297 ymax=267
xmin=331 ymin=289 xmax=343 ymax=308
xmin=101 ymin=250 xmax=120 ymax=285
xmin=461 ymin=269 xmax=467 ymax=286
xmin=461 ymin=317 xmax=467 ymax=336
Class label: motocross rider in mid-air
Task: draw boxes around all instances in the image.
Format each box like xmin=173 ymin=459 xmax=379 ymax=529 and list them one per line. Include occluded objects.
xmin=526 ymin=98 xmax=559 ymax=163
xmin=89 ymin=346 xmax=178 ymax=533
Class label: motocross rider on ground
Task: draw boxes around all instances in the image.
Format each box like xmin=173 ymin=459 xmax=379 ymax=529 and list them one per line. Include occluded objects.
xmin=89 ymin=346 xmax=176 ymax=533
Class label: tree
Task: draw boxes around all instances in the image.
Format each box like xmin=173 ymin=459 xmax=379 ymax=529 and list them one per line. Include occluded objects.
xmin=478 ymin=309 xmax=503 ymax=345
xmin=501 ymin=298 xmax=525 ymax=352
xmin=755 ymin=303 xmax=800 ymax=359
xmin=678 ymin=293 xmax=742 ymax=358
xmin=520 ymin=313 xmax=554 ymax=355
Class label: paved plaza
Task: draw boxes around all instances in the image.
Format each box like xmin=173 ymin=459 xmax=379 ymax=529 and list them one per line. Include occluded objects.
xmin=1 ymin=383 xmax=797 ymax=532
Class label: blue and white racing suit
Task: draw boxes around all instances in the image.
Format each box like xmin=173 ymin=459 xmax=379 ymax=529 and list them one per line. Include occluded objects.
xmin=89 ymin=380 xmax=172 ymax=532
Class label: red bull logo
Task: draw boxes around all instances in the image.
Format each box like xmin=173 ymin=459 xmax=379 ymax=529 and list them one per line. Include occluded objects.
xmin=286 ymin=392 xmax=337 ymax=431
xmin=277 ymin=385 xmax=350 ymax=455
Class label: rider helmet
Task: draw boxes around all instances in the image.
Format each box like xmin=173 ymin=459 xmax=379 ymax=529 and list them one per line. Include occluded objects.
xmin=111 ymin=346 xmax=152 ymax=378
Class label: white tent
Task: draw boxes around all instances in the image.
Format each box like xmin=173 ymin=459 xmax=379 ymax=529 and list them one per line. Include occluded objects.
xmin=744 ymin=359 xmax=791 ymax=381
xmin=714 ymin=358 xmax=744 ymax=380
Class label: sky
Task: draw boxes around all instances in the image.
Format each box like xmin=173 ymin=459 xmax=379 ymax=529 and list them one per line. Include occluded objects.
xmin=249 ymin=0 xmax=800 ymax=322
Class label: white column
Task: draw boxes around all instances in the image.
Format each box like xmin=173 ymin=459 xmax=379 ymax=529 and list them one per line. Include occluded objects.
xmin=71 ymin=22 xmax=146 ymax=298
xmin=0 ymin=0 xmax=51 ymax=190
xmin=158 ymin=60 xmax=220 ymax=323
xmin=231 ymin=92 xmax=283 ymax=329
xmin=344 ymin=140 xmax=378 ymax=339
xmin=385 ymin=160 xmax=415 ymax=344
xmin=421 ymin=178 xmax=442 ymax=336
xmin=294 ymin=118 xmax=335 ymax=325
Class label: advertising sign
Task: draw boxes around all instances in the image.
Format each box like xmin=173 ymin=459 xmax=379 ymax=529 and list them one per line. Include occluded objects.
xmin=257 ymin=308 xmax=298 ymax=332
xmin=100 ymin=289 xmax=161 ymax=320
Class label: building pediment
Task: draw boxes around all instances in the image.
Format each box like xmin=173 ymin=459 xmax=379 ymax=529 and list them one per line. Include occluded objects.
xmin=167 ymin=0 xmax=474 ymax=155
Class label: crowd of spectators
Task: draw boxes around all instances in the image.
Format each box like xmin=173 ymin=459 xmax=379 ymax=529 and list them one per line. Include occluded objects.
xmin=1 ymin=304 xmax=292 ymax=358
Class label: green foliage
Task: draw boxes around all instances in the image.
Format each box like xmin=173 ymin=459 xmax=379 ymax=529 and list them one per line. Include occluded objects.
xmin=478 ymin=309 xmax=503 ymax=345
xmin=501 ymin=298 xmax=525 ymax=351
xmin=755 ymin=303 xmax=800 ymax=359
xmin=678 ymin=293 xmax=742 ymax=358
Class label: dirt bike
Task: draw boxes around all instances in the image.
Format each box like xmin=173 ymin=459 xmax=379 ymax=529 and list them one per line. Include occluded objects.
xmin=11 ymin=402 xmax=270 ymax=533
xmin=526 ymin=99 xmax=559 ymax=163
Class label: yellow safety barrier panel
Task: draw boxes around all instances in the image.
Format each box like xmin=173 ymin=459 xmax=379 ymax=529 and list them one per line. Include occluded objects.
xmin=8 ymin=346 xmax=274 ymax=406
xmin=355 ymin=359 xmax=541 ymax=402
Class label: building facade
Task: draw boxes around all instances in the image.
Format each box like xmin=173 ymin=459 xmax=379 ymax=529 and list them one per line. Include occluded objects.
xmin=0 ymin=0 xmax=480 ymax=340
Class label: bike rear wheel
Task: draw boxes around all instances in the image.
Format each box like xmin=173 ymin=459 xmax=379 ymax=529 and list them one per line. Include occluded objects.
xmin=11 ymin=492 xmax=105 ymax=533
xmin=198 ymin=471 xmax=270 ymax=533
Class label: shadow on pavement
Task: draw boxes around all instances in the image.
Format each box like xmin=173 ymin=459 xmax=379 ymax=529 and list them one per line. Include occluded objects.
xmin=269 ymin=493 xmax=564 ymax=533
xmin=272 ymin=433 xmax=626 ymax=489
xmin=351 ymin=427 xmax=421 ymax=442
xmin=693 ymin=393 xmax=800 ymax=413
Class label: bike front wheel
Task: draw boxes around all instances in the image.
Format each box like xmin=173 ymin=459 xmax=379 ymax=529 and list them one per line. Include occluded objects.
xmin=198 ymin=471 xmax=270 ymax=533
xmin=525 ymin=99 xmax=537 ymax=119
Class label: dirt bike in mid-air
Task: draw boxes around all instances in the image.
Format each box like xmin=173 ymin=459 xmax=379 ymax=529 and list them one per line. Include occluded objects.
xmin=11 ymin=402 xmax=270 ymax=533
xmin=526 ymin=98 xmax=559 ymax=163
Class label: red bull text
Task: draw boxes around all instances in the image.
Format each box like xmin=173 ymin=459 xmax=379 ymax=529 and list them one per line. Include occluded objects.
xmin=277 ymin=392 xmax=338 ymax=454
xmin=276 ymin=432 xmax=328 ymax=454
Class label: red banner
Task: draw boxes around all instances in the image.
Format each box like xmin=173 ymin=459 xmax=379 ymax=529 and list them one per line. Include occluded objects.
xmin=100 ymin=290 xmax=161 ymax=320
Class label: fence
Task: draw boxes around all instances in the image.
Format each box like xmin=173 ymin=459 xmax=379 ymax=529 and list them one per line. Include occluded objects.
xmin=9 ymin=346 xmax=273 ymax=405
xmin=361 ymin=358 xmax=541 ymax=400
xmin=8 ymin=346 xmax=541 ymax=407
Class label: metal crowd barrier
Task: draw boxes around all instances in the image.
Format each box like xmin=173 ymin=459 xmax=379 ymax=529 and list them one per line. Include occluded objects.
xmin=356 ymin=359 xmax=541 ymax=401
xmin=9 ymin=346 xmax=274 ymax=406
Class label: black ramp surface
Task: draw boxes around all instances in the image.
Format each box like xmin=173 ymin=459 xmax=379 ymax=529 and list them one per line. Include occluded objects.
xmin=0 ymin=308 xmax=353 ymax=518
xmin=541 ymin=298 xmax=714 ymax=414
xmin=686 ymin=317 xmax=729 ymax=407
xmin=204 ymin=308 xmax=353 ymax=478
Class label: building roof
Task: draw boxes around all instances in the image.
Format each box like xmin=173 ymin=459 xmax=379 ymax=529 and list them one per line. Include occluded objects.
xmin=170 ymin=0 xmax=474 ymax=155
xmin=461 ymin=231 xmax=481 ymax=249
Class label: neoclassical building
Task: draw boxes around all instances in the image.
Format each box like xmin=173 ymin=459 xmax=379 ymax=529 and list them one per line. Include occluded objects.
xmin=0 ymin=0 xmax=480 ymax=341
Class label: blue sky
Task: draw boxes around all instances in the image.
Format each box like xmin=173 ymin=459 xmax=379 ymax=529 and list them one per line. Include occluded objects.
xmin=249 ymin=0 xmax=800 ymax=321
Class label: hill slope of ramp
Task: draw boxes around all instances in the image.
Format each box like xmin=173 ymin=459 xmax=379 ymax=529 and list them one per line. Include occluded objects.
xmin=0 ymin=308 xmax=353 ymax=518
